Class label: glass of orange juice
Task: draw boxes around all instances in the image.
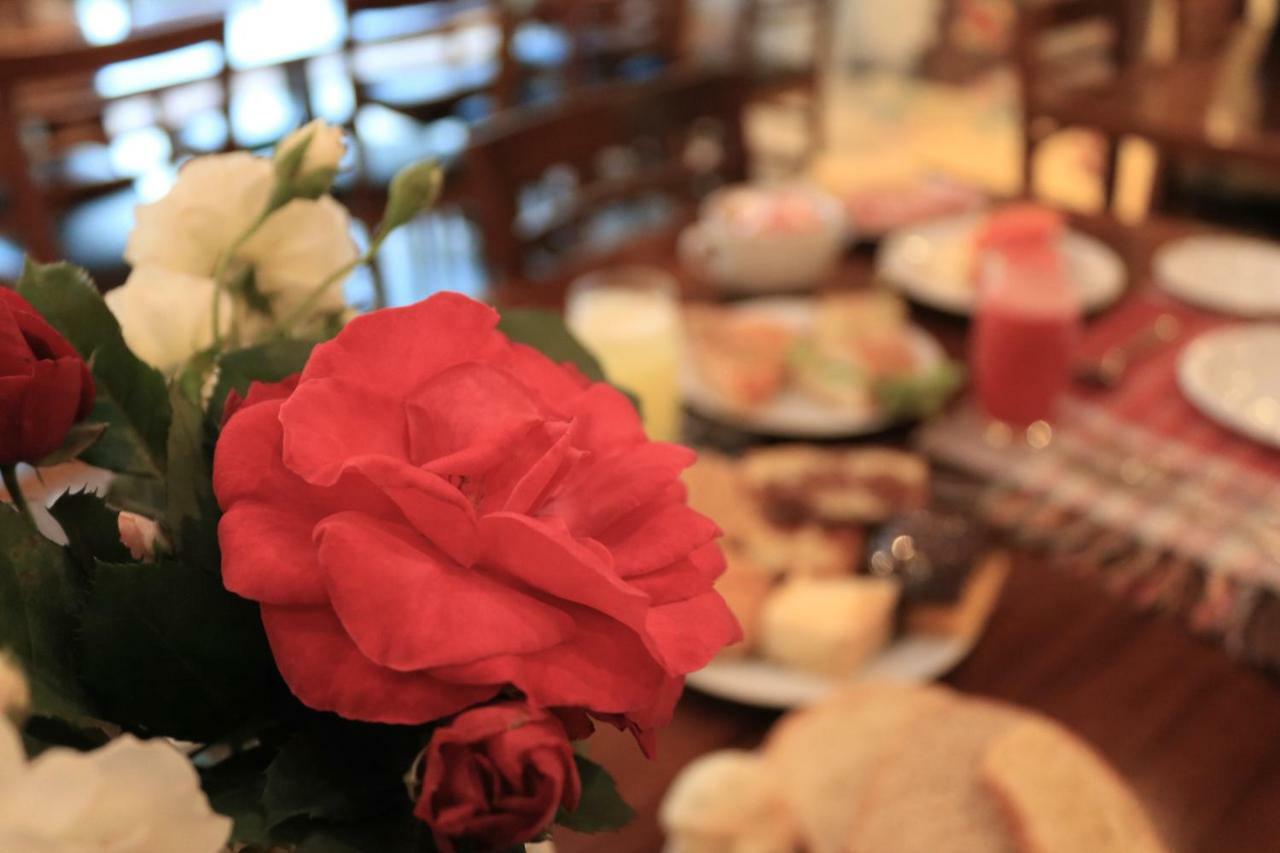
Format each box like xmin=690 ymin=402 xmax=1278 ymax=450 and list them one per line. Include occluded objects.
xmin=566 ymin=266 xmax=682 ymax=442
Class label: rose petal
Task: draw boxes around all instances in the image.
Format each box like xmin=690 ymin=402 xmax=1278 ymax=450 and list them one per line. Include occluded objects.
xmin=301 ymin=293 xmax=508 ymax=397
xmin=434 ymin=606 xmax=670 ymax=717
xmin=219 ymin=502 xmax=326 ymax=605
xmin=261 ymin=604 xmax=496 ymax=723
xmin=279 ymin=377 xmax=408 ymax=487
xmin=625 ymin=543 xmax=726 ymax=604
xmin=479 ymin=513 xmax=650 ymax=631
xmin=560 ymin=382 xmax=648 ymax=453
xmin=542 ymin=442 xmax=696 ymax=537
xmin=597 ymin=498 xmax=721 ymax=577
xmin=318 ymin=513 xmax=575 ymax=671
xmin=496 ymin=342 xmax=593 ymax=415
xmin=406 ymin=362 xmax=546 ymax=472
xmin=644 ymin=589 xmax=742 ymax=674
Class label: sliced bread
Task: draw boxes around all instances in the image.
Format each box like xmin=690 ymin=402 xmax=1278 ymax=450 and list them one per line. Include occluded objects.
xmin=763 ymin=683 xmax=955 ymax=853
xmin=982 ymin=717 xmax=1168 ymax=853
xmin=847 ymin=698 xmax=1023 ymax=853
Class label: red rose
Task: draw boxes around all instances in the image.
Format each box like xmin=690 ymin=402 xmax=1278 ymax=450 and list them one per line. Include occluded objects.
xmin=414 ymin=702 xmax=580 ymax=852
xmin=213 ymin=293 xmax=739 ymax=733
xmin=0 ymin=289 xmax=94 ymax=466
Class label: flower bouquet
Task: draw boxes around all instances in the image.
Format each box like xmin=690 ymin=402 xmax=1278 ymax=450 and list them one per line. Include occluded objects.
xmin=0 ymin=122 xmax=740 ymax=852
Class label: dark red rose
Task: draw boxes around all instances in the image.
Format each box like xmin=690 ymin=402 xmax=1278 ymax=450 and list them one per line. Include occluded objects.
xmin=414 ymin=702 xmax=580 ymax=852
xmin=0 ymin=288 xmax=94 ymax=466
xmin=213 ymin=293 xmax=739 ymax=734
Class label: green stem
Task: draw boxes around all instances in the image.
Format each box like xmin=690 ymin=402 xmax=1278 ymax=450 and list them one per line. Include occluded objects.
xmin=209 ymin=209 xmax=273 ymax=346
xmin=271 ymin=253 xmax=368 ymax=337
xmin=1 ymin=465 xmax=36 ymax=528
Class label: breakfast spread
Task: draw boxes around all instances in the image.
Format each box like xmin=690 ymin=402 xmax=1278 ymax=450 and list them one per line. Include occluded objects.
xmin=661 ymin=684 xmax=1169 ymax=853
xmin=683 ymin=447 xmax=1006 ymax=675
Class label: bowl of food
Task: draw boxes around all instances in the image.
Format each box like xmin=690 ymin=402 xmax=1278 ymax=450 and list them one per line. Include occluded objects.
xmin=680 ymin=184 xmax=847 ymax=294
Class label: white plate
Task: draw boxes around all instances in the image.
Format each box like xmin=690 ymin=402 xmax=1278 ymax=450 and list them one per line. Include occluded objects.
xmin=1156 ymin=235 xmax=1280 ymax=318
xmin=1178 ymin=324 xmax=1280 ymax=450
xmin=877 ymin=212 xmax=1126 ymax=315
xmin=680 ymin=298 xmax=947 ymax=438
xmin=686 ymin=634 xmax=975 ymax=710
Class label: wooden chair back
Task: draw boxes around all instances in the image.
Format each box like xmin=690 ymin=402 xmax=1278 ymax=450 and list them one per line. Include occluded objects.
xmin=0 ymin=14 xmax=228 ymax=261
xmin=461 ymin=67 xmax=747 ymax=298
xmin=1015 ymin=0 xmax=1142 ymax=103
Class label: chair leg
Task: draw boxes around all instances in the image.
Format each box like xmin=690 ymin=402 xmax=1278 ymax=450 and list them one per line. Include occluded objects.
xmin=1022 ymin=128 xmax=1039 ymax=200
xmin=1099 ymin=134 xmax=1121 ymax=214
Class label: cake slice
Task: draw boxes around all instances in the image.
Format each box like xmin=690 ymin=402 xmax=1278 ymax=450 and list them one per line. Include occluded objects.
xmin=982 ymin=717 xmax=1168 ymax=853
xmin=759 ymin=578 xmax=899 ymax=676
xmin=848 ymin=698 xmax=1023 ymax=853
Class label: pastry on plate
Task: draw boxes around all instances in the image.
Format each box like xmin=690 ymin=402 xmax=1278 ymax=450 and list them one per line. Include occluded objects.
xmin=759 ymin=577 xmax=899 ymax=676
xmin=740 ymin=523 xmax=862 ymax=580
xmin=685 ymin=306 xmax=796 ymax=410
xmin=743 ymin=445 xmax=929 ymax=525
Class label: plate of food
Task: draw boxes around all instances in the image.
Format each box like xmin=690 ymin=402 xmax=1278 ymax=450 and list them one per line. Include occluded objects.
xmin=877 ymin=203 xmax=1126 ymax=315
xmin=683 ymin=447 xmax=1009 ymax=709
xmin=682 ymin=292 xmax=962 ymax=438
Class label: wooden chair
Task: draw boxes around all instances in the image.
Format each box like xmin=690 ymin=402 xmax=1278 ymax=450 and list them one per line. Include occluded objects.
xmin=1015 ymin=0 xmax=1146 ymax=210
xmin=0 ymin=14 xmax=229 ymax=265
xmin=460 ymin=66 xmax=747 ymax=303
xmin=502 ymin=0 xmax=687 ymax=105
xmin=739 ymin=0 xmax=835 ymax=167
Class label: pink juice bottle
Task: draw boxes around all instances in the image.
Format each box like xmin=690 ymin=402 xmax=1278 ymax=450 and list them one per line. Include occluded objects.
xmin=971 ymin=244 xmax=1081 ymax=425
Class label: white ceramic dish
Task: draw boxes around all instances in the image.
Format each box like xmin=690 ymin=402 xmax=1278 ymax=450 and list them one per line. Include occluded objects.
xmin=680 ymin=298 xmax=947 ymax=438
xmin=1178 ymin=324 xmax=1280 ymax=450
xmin=877 ymin=212 xmax=1126 ymax=315
xmin=686 ymin=633 xmax=974 ymax=710
xmin=1156 ymin=235 xmax=1280 ymax=318
xmin=679 ymin=185 xmax=847 ymax=294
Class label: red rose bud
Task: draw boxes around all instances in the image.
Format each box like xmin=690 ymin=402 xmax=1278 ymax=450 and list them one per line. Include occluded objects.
xmin=213 ymin=293 xmax=740 ymax=734
xmin=0 ymin=289 xmax=94 ymax=466
xmin=414 ymin=702 xmax=580 ymax=852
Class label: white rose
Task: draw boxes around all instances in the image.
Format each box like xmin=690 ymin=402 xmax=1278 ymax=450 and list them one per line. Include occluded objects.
xmin=0 ymin=717 xmax=229 ymax=853
xmin=276 ymin=119 xmax=346 ymax=177
xmin=109 ymin=151 xmax=358 ymax=369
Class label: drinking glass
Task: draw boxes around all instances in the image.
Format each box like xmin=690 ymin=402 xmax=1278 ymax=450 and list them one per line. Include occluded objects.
xmin=971 ymin=248 xmax=1081 ymax=426
xmin=566 ymin=266 xmax=683 ymax=442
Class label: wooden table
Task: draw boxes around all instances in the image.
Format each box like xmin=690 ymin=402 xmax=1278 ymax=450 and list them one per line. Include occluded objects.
xmin=550 ymin=215 xmax=1280 ymax=853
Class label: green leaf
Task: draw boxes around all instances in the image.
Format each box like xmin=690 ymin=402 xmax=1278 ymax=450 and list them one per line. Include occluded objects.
xmin=48 ymin=490 xmax=130 ymax=571
xmin=21 ymin=714 xmax=111 ymax=756
xmin=33 ymin=422 xmax=107 ymax=467
xmin=208 ymin=339 xmax=318 ymax=425
xmin=201 ymin=748 xmax=274 ymax=846
xmin=498 ymin=309 xmax=606 ymax=382
xmin=104 ymin=474 xmax=166 ymax=520
xmin=263 ymin=722 xmax=427 ymax=830
xmin=0 ymin=505 xmax=95 ymax=720
xmin=17 ymin=261 xmax=171 ymax=478
xmin=166 ymin=383 xmax=219 ymax=573
xmin=556 ymin=755 xmax=634 ymax=834
xmin=79 ymin=559 xmax=280 ymax=741
xmin=174 ymin=348 xmax=219 ymax=407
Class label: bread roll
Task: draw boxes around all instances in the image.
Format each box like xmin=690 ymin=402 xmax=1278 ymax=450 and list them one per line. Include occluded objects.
xmin=661 ymin=750 xmax=800 ymax=853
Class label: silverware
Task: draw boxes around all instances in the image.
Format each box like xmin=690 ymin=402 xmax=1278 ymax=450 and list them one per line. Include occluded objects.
xmin=1074 ymin=313 xmax=1182 ymax=389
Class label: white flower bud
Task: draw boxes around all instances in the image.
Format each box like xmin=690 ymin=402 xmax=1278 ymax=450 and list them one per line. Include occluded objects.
xmin=0 ymin=654 xmax=29 ymax=720
xmin=276 ymin=119 xmax=346 ymax=179
xmin=118 ymin=512 xmax=162 ymax=561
